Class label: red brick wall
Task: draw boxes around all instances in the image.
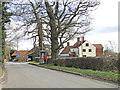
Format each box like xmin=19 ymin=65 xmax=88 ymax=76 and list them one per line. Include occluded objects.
xmin=96 ymin=48 xmax=103 ymax=56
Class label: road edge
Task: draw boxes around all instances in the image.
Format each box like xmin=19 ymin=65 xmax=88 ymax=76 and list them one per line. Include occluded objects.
xmin=28 ymin=63 xmax=118 ymax=87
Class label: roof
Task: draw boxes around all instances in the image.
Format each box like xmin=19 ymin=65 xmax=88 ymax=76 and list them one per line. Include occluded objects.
xmin=72 ymin=41 xmax=85 ymax=48
xmin=27 ymin=46 xmax=51 ymax=56
xmin=61 ymin=41 xmax=103 ymax=54
xmin=93 ymin=44 xmax=103 ymax=48
xmin=11 ymin=51 xmax=29 ymax=57
xmin=61 ymin=40 xmax=85 ymax=54
xmin=27 ymin=46 xmax=40 ymax=55
xmin=60 ymin=46 xmax=73 ymax=54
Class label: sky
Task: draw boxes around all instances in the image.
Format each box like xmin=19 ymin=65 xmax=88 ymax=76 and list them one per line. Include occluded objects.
xmin=69 ymin=0 xmax=119 ymax=52
xmin=11 ymin=0 xmax=119 ymax=52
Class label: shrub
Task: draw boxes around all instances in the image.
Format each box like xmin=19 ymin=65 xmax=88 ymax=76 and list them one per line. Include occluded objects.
xmin=53 ymin=57 xmax=118 ymax=73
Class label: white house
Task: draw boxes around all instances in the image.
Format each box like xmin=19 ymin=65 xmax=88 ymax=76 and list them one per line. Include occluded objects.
xmin=60 ymin=37 xmax=103 ymax=57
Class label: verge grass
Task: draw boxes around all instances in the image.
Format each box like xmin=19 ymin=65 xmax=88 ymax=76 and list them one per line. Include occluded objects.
xmin=29 ymin=61 xmax=119 ymax=83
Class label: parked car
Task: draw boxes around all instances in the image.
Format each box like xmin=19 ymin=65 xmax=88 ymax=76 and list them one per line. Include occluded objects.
xmin=26 ymin=58 xmax=31 ymax=62
xmin=12 ymin=59 xmax=18 ymax=62
xmin=9 ymin=59 xmax=12 ymax=61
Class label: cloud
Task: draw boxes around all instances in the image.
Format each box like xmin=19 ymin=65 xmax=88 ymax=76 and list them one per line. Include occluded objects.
xmin=88 ymin=26 xmax=118 ymax=35
xmin=91 ymin=0 xmax=118 ymax=27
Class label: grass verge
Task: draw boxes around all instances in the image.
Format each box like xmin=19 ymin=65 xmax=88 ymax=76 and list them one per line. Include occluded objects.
xmin=29 ymin=61 xmax=119 ymax=83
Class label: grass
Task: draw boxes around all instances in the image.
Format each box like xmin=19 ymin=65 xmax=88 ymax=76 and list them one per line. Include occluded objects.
xmin=29 ymin=61 xmax=119 ymax=83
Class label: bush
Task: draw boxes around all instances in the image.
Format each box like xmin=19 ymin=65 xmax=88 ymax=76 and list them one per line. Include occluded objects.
xmin=53 ymin=57 xmax=118 ymax=73
xmin=16 ymin=55 xmax=28 ymax=62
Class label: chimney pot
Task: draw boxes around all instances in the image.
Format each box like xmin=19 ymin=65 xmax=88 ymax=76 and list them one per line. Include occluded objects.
xmin=77 ymin=37 xmax=80 ymax=42
xmin=67 ymin=42 xmax=70 ymax=46
xmin=82 ymin=36 xmax=84 ymax=42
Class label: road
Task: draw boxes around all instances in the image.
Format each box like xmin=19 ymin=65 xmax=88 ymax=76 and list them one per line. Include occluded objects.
xmin=2 ymin=62 xmax=117 ymax=88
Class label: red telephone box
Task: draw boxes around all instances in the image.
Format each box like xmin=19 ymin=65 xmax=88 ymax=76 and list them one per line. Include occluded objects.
xmin=40 ymin=50 xmax=47 ymax=64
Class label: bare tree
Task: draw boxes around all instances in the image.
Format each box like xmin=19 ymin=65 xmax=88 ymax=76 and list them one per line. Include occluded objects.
xmin=108 ymin=40 xmax=117 ymax=53
xmin=44 ymin=0 xmax=100 ymax=60
xmin=7 ymin=0 xmax=100 ymax=61
xmin=104 ymin=40 xmax=118 ymax=57
xmin=7 ymin=1 xmax=44 ymax=49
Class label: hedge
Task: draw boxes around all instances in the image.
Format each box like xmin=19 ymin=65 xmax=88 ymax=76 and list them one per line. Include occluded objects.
xmin=52 ymin=57 xmax=118 ymax=73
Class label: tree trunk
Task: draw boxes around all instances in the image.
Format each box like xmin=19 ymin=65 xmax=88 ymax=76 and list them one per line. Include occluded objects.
xmin=45 ymin=1 xmax=59 ymax=61
xmin=51 ymin=31 xmax=59 ymax=61
xmin=50 ymin=16 xmax=59 ymax=61
xmin=37 ymin=19 xmax=42 ymax=50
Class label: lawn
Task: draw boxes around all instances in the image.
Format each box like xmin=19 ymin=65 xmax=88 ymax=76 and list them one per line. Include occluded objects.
xmin=29 ymin=61 xmax=119 ymax=83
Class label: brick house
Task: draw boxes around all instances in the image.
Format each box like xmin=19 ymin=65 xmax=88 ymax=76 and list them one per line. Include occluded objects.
xmin=11 ymin=46 xmax=51 ymax=62
xmin=11 ymin=50 xmax=29 ymax=61
xmin=60 ymin=37 xmax=103 ymax=57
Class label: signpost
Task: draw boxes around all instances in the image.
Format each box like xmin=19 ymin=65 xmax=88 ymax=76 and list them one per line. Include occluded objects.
xmin=16 ymin=54 xmax=18 ymax=57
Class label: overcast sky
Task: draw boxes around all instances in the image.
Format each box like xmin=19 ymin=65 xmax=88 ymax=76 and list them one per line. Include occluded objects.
xmin=16 ymin=0 xmax=119 ymax=52
xmin=70 ymin=0 xmax=119 ymax=52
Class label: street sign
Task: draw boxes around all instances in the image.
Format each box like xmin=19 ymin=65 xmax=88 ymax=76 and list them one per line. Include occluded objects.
xmin=16 ymin=54 xmax=18 ymax=57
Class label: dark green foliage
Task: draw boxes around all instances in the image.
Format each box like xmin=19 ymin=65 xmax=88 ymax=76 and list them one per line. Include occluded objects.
xmin=53 ymin=57 xmax=118 ymax=73
xmin=10 ymin=49 xmax=16 ymax=56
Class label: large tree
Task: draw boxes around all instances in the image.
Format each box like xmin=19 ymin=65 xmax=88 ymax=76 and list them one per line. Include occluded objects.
xmin=7 ymin=0 xmax=100 ymax=61
xmin=0 ymin=2 xmax=12 ymax=61
xmin=7 ymin=1 xmax=44 ymax=49
xmin=44 ymin=0 xmax=100 ymax=60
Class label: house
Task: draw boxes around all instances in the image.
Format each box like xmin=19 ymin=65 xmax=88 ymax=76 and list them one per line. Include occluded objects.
xmin=60 ymin=37 xmax=103 ymax=57
xmin=27 ymin=46 xmax=51 ymax=62
xmin=11 ymin=47 xmax=51 ymax=62
xmin=11 ymin=50 xmax=29 ymax=61
xmin=27 ymin=46 xmax=40 ymax=61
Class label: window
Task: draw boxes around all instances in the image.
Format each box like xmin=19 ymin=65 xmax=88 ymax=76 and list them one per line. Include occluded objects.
xmin=83 ymin=49 xmax=86 ymax=52
xmin=89 ymin=49 xmax=92 ymax=52
xmin=83 ymin=55 xmax=86 ymax=57
xmin=86 ymin=43 xmax=89 ymax=46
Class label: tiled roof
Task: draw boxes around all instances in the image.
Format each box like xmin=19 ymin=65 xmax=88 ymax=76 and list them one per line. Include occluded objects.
xmin=27 ymin=46 xmax=51 ymax=56
xmin=27 ymin=46 xmax=40 ymax=54
xmin=60 ymin=46 xmax=73 ymax=54
xmin=61 ymin=41 xmax=85 ymax=54
xmin=93 ymin=44 xmax=103 ymax=48
xmin=72 ymin=41 xmax=85 ymax=48
xmin=61 ymin=41 xmax=103 ymax=54
xmin=11 ymin=51 xmax=29 ymax=57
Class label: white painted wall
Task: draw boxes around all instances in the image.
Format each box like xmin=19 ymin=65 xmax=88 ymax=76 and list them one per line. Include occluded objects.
xmin=78 ymin=41 xmax=96 ymax=57
xmin=70 ymin=48 xmax=79 ymax=56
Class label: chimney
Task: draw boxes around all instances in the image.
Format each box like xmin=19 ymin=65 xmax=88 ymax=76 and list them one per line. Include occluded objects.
xmin=67 ymin=42 xmax=70 ymax=46
xmin=82 ymin=36 xmax=84 ymax=42
xmin=77 ymin=37 xmax=80 ymax=42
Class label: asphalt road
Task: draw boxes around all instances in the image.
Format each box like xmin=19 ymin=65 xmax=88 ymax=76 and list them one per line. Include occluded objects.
xmin=2 ymin=62 xmax=118 ymax=88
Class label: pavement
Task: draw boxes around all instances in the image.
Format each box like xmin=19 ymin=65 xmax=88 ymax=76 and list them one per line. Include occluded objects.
xmin=2 ymin=62 xmax=118 ymax=88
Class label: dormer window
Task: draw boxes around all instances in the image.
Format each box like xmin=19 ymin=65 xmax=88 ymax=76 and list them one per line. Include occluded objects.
xmin=86 ymin=43 xmax=89 ymax=46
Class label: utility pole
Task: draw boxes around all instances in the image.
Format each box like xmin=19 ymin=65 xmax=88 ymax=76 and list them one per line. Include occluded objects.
xmin=41 ymin=19 xmax=43 ymax=51
xmin=17 ymin=37 xmax=18 ymax=51
xmin=15 ymin=35 xmax=19 ymax=57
